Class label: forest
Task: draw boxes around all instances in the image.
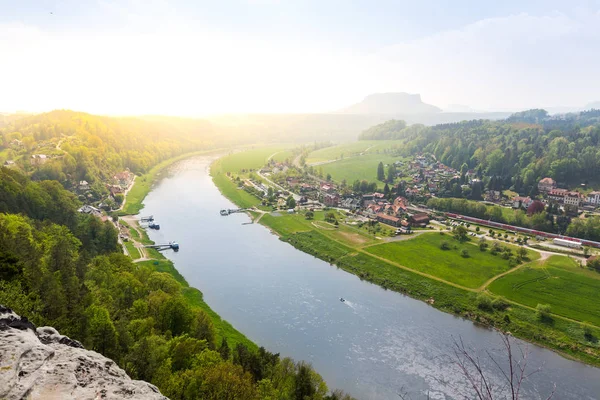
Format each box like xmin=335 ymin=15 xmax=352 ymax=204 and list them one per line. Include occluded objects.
xmin=0 ymin=110 xmax=220 ymax=197
xmin=359 ymin=109 xmax=600 ymax=194
xmin=0 ymin=166 xmax=354 ymax=400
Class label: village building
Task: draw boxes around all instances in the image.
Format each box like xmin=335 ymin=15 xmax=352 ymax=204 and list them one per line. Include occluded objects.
xmin=30 ymin=154 xmax=48 ymax=165
xmin=548 ymin=188 xmax=568 ymax=202
xmin=3 ymin=160 xmax=15 ymax=166
xmin=376 ymin=213 xmax=401 ymax=227
xmin=408 ymin=213 xmax=430 ymax=227
xmin=538 ymin=177 xmax=557 ymax=193
xmin=586 ymin=191 xmax=600 ymax=206
xmin=512 ymin=196 xmax=533 ymax=209
xmin=340 ymin=197 xmax=361 ymax=210
xmin=114 ymin=170 xmax=134 ymax=189
xmin=323 ymin=193 xmax=340 ymax=207
xmin=79 ymin=180 xmax=90 ymax=191
xmin=77 ymin=205 xmax=102 ymax=217
xmin=564 ymin=191 xmax=582 ymax=207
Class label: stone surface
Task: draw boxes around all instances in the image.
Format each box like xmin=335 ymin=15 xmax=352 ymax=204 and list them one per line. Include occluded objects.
xmin=0 ymin=305 xmax=168 ymax=400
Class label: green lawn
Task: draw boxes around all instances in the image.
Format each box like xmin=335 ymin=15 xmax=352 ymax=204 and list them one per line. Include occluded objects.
xmin=306 ymin=140 xmax=403 ymax=164
xmin=124 ymin=241 xmax=140 ymax=259
xmin=271 ymin=150 xmax=294 ymax=163
xmin=218 ymin=147 xmax=288 ymax=174
xmin=319 ymin=153 xmax=406 ymax=189
xmin=365 ymin=233 xmax=529 ymax=288
xmin=489 ymin=255 xmax=600 ymax=327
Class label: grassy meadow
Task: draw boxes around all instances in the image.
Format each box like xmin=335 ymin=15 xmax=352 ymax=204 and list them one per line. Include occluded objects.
xmin=365 ymin=233 xmax=535 ymax=288
xmin=489 ymin=255 xmax=600 ymax=326
xmin=306 ymin=140 xmax=404 ymax=164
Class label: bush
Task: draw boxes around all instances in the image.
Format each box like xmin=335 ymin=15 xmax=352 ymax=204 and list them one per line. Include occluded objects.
xmin=476 ymin=294 xmax=493 ymax=312
xmin=492 ymin=297 xmax=509 ymax=311
xmin=440 ymin=241 xmax=450 ymax=250
xmin=536 ymin=303 xmax=552 ymax=322
xmin=461 ymin=249 xmax=469 ymax=258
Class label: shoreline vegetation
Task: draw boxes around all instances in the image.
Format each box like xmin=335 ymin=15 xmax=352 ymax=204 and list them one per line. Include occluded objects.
xmin=118 ymin=150 xmax=258 ymax=350
xmin=116 ymin=149 xmax=365 ymax=399
xmin=210 ymin=149 xmax=600 ymax=368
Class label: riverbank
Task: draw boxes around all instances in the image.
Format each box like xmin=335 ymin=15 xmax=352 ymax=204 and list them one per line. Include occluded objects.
xmin=117 ymin=150 xmax=257 ymax=351
xmin=119 ymin=148 xmax=226 ymax=215
xmin=210 ymin=152 xmax=600 ymax=368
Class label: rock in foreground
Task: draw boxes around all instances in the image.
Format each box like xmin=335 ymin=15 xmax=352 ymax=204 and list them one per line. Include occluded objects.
xmin=0 ymin=305 xmax=167 ymax=400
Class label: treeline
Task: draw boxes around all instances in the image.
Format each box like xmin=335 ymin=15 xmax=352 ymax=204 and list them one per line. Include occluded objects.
xmin=0 ymin=110 xmax=219 ymax=195
xmin=359 ymin=109 xmax=600 ymax=193
xmin=0 ymin=167 xmax=354 ymax=400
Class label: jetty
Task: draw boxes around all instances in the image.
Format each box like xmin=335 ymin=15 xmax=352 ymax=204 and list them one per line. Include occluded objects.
xmin=140 ymin=215 xmax=154 ymax=222
xmin=145 ymin=241 xmax=179 ymax=251
xmin=220 ymin=208 xmax=249 ymax=216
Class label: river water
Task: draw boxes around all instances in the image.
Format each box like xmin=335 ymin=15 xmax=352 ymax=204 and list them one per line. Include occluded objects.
xmin=142 ymin=156 xmax=600 ymax=400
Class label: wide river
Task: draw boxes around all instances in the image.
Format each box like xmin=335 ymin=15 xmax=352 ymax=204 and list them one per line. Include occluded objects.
xmin=143 ymin=156 xmax=600 ymax=400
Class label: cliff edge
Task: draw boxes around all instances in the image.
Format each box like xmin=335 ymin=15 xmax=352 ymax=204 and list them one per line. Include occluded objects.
xmin=0 ymin=305 xmax=167 ymax=400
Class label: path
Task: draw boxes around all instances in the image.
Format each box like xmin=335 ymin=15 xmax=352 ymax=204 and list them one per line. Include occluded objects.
xmin=115 ymin=176 xmax=136 ymax=211
xmin=120 ymin=215 xmax=151 ymax=261
xmin=257 ymin=152 xmax=302 ymax=201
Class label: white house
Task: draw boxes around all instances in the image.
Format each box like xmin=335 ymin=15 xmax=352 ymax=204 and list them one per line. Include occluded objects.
xmin=587 ymin=191 xmax=600 ymax=205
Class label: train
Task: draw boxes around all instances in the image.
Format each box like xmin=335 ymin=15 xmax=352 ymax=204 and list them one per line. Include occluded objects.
xmin=444 ymin=212 xmax=600 ymax=249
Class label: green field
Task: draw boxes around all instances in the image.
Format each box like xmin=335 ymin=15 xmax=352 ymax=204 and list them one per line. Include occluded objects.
xmin=218 ymin=147 xmax=288 ymax=174
xmin=319 ymin=154 xmax=406 ymax=188
xmin=365 ymin=233 xmax=535 ymax=289
xmin=489 ymin=256 xmax=600 ymax=326
xmin=271 ymin=150 xmax=294 ymax=163
xmin=261 ymin=210 xmax=383 ymax=247
xmin=306 ymin=140 xmax=403 ymax=164
xmin=124 ymin=241 xmax=140 ymax=259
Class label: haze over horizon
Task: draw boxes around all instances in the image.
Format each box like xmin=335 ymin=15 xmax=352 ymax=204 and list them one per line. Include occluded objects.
xmin=1 ymin=0 xmax=600 ymax=116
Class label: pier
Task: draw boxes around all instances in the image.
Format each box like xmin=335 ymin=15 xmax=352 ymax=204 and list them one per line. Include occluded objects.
xmin=220 ymin=208 xmax=249 ymax=216
xmin=140 ymin=215 xmax=154 ymax=222
xmin=145 ymin=241 xmax=179 ymax=251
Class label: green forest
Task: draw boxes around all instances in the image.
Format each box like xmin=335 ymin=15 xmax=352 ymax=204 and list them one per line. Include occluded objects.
xmin=360 ymin=109 xmax=600 ymax=194
xmin=0 ymin=166 xmax=354 ymax=400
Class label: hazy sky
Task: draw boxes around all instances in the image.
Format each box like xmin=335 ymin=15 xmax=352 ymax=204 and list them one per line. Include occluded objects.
xmin=1 ymin=0 xmax=599 ymax=115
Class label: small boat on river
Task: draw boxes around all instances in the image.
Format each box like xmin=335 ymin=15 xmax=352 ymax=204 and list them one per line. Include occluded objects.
xmin=220 ymin=209 xmax=229 ymax=216
xmin=340 ymin=297 xmax=345 ymax=302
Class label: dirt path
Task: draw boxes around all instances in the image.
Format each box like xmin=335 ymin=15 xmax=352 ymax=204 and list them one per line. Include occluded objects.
xmin=120 ymin=215 xmax=150 ymax=260
xmin=115 ymin=176 xmax=136 ymax=211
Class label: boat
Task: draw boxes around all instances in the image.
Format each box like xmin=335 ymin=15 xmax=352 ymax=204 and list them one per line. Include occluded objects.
xmin=220 ymin=209 xmax=229 ymax=216
xmin=340 ymin=297 xmax=345 ymax=302
xmin=169 ymin=241 xmax=179 ymax=250
xmin=140 ymin=215 xmax=154 ymax=222
xmin=148 ymin=222 xmax=160 ymax=230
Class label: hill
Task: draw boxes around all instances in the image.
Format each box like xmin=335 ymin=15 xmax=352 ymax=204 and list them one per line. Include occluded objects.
xmin=340 ymin=92 xmax=442 ymax=114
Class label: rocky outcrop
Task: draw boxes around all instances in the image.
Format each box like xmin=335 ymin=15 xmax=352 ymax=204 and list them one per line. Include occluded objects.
xmin=0 ymin=305 xmax=167 ymax=400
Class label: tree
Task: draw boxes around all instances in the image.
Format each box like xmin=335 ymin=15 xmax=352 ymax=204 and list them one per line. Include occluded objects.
xmin=326 ymin=173 xmax=332 ymax=182
xmin=452 ymin=333 xmax=556 ymax=400
xmin=377 ymin=162 xmax=385 ymax=181
xmin=479 ymin=237 xmax=488 ymax=251
xmin=219 ymin=337 xmax=231 ymax=360
xmin=536 ymin=303 xmax=552 ymax=322
xmin=454 ymin=225 xmax=468 ymax=242
xmin=383 ymin=183 xmax=390 ymax=197
xmin=387 ymin=164 xmax=397 ymax=183
xmin=305 ymin=211 xmax=314 ymax=220
xmin=286 ymin=195 xmax=296 ymax=209
xmin=461 ymin=249 xmax=470 ymax=258
xmin=88 ymin=305 xmax=118 ymax=358
xmin=527 ymin=200 xmax=545 ymax=216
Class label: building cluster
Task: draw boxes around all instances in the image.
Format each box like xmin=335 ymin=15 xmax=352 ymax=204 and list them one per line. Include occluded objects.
xmin=529 ymin=177 xmax=600 ymax=212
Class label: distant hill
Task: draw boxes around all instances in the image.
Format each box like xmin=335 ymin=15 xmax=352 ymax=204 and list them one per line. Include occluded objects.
xmin=340 ymin=92 xmax=442 ymax=114
xmin=585 ymin=101 xmax=600 ymax=110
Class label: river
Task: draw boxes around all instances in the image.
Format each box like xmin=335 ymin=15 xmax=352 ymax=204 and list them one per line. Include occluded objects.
xmin=142 ymin=156 xmax=600 ymax=400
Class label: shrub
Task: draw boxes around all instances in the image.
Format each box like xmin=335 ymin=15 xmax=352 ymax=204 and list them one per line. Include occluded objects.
xmin=536 ymin=303 xmax=552 ymax=322
xmin=440 ymin=241 xmax=450 ymax=250
xmin=461 ymin=249 xmax=469 ymax=258
xmin=476 ymin=294 xmax=493 ymax=312
xmin=492 ymin=297 xmax=509 ymax=311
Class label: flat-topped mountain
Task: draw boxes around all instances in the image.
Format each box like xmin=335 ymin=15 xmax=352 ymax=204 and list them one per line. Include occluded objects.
xmin=340 ymin=92 xmax=442 ymax=114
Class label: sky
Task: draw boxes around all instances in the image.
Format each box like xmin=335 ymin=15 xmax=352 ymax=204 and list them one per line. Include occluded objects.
xmin=1 ymin=0 xmax=600 ymax=115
